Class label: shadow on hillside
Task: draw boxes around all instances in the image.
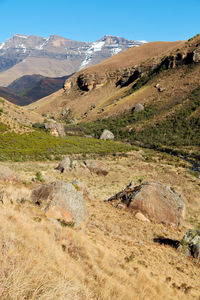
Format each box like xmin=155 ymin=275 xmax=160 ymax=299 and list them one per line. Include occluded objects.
xmin=153 ymin=237 xmax=180 ymax=249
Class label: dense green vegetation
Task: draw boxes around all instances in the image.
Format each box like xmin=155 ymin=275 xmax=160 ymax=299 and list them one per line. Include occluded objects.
xmin=135 ymin=86 xmax=200 ymax=149
xmin=67 ymin=104 xmax=157 ymax=140
xmin=0 ymin=124 xmax=132 ymax=161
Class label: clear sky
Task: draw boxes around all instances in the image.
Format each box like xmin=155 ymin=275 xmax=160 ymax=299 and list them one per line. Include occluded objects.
xmin=0 ymin=0 xmax=199 ymax=42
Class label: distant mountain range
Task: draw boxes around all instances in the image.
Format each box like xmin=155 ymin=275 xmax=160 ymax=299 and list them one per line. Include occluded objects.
xmin=0 ymin=34 xmax=147 ymax=86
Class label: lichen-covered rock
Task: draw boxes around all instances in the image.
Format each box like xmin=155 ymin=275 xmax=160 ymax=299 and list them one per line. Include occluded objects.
xmin=100 ymin=129 xmax=114 ymax=140
xmin=108 ymin=181 xmax=185 ymax=226
xmin=178 ymin=229 xmax=200 ymax=261
xmin=31 ymin=181 xmax=88 ymax=226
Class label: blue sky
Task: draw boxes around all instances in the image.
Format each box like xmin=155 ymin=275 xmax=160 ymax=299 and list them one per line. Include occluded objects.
xmin=0 ymin=0 xmax=199 ymax=42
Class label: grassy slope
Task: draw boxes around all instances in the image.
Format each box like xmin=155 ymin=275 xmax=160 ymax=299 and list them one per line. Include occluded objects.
xmin=0 ymin=122 xmax=132 ymax=161
xmin=0 ymin=151 xmax=200 ymax=299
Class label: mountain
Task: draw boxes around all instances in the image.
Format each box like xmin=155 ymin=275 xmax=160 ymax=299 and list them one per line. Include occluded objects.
xmin=0 ymin=34 xmax=146 ymax=86
xmin=6 ymin=74 xmax=70 ymax=105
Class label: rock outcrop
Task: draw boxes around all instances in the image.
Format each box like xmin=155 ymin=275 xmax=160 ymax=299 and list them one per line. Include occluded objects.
xmin=31 ymin=181 xmax=88 ymax=226
xmin=100 ymin=129 xmax=114 ymax=140
xmin=108 ymin=181 xmax=185 ymax=226
xmin=178 ymin=229 xmax=200 ymax=261
xmin=63 ymin=35 xmax=200 ymax=98
xmin=44 ymin=120 xmax=66 ymax=137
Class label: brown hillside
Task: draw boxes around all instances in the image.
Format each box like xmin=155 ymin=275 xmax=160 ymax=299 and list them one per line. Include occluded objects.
xmin=28 ymin=40 xmax=184 ymax=118
xmin=0 ymin=97 xmax=43 ymax=132
xmin=0 ymin=150 xmax=200 ymax=299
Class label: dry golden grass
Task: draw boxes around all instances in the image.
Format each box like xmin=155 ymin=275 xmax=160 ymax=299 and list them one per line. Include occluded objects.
xmin=0 ymin=150 xmax=200 ymax=299
xmin=0 ymin=97 xmax=43 ymax=133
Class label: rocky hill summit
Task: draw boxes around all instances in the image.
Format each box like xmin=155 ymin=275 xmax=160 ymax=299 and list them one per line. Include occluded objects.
xmin=64 ymin=34 xmax=200 ymax=94
xmin=0 ymin=34 xmax=146 ymax=86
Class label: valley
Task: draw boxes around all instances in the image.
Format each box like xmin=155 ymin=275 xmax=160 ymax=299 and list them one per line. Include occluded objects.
xmin=0 ymin=30 xmax=200 ymax=300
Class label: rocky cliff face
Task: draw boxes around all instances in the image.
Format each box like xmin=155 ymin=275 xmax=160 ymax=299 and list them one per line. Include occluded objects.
xmin=0 ymin=34 xmax=146 ymax=86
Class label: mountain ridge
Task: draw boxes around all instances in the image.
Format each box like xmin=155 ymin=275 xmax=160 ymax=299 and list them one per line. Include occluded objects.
xmin=0 ymin=34 xmax=147 ymax=86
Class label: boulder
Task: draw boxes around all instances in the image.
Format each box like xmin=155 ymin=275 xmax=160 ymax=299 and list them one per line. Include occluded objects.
xmin=134 ymin=103 xmax=144 ymax=113
xmin=55 ymin=157 xmax=71 ymax=173
xmin=100 ymin=129 xmax=114 ymax=140
xmin=84 ymin=160 xmax=108 ymax=176
xmin=108 ymin=181 xmax=185 ymax=226
xmin=193 ymin=50 xmax=200 ymax=63
xmin=44 ymin=120 xmax=66 ymax=137
xmin=0 ymin=166 xmax=19 ymax=182
xmin=31 ymin=181 xmax=88 ymax=226
xmin=178 ymin=229 xmax=200 ymax=261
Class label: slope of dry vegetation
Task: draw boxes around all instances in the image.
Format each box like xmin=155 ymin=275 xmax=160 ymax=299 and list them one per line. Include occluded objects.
xmin=0 ymin=150 xmax=200 ymax=299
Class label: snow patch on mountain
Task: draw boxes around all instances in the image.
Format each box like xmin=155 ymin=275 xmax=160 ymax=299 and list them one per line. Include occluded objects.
xmin=79 ymin=41 xmax=105 ymax=70
xmin=14 ymin=34 xmax=28 ymax=39
xmin=0 ymin=43 xmax=5 ymax=50
xmin=18 ymin=44 xmax=27 ymax=53
xmin=111 ymin=47 xmax=122 ymax=56
xmin=35 ymin=37 xmax=50 ymax=50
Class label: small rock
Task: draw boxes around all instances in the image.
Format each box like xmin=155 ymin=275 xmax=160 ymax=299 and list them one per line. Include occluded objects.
xmin=158 ymin=86 xmax=166 ymax=92
xmin=178 ymin=229 xmax=200 ymax=261
xmin=55 ymin=157 xmax=71 ymax=173
xmin=134 ymin=103 xmax=144 ymax=113
xmin=100 ymin=129 xmax=114 ymax=140
xmin=135 ymin=212 xmax=150 ymax=222
xmin=84 ymin=160 xmax=108 ymax=176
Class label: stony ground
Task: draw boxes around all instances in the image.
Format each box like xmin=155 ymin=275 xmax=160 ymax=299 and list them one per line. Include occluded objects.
xmin=0 ymin=149 xmax=200 ymax=299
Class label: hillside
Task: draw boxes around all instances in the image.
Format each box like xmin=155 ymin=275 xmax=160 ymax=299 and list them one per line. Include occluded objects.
xmin=28 ymin=40 xmax=183 ymax=117
xmin=1 ymin=33 xmax=200 ymax=300
xmin=6 ymin=74 xmax=70 ymax=105
xmin=0 ymin=34 xmax=146 ymax=86
xmin=0 ymin=97 xmax=43 ymax=131
xmin=0 ymin=149 xmax=200 ymax=299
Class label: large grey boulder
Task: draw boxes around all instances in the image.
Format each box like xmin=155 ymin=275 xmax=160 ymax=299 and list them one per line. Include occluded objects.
xmin=31 ymin=181 xmax=88 ymax=226
xmin=100 ymin=129 xmax=114 ymax=140
xmin=108 ymin=181 xmax=185 ymax=226
xmin=178 ymin=229 xmax=200 ymax=261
